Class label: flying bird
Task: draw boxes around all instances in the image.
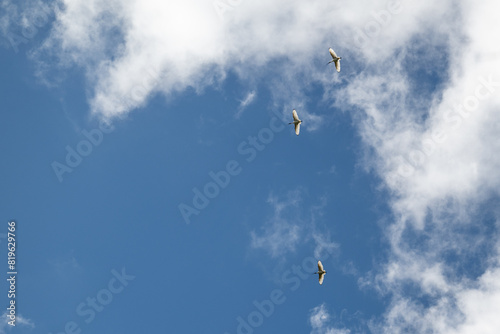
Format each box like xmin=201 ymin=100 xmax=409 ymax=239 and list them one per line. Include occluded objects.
xmin=289 ymin=109 xmax=302 ymax=135
xmin=314 ymin=260 xmax=327 ymax=285
xmin=327 ymin=48 xmax=341 ymax=72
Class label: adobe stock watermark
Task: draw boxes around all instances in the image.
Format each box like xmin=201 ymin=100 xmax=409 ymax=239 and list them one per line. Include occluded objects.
xmin=212 ymin=0 xmax=244 ymax=20
xmin=48 ymin=267 xmax=135 ymax=334
xmin=178 ymin=115 xmax=287 ymax=224
xmin=52 ymin=66 xmax=162 ymax=182
xmin=51 ymin=121 xmax=115 ymax=182
xmin=223 ymin=248 xmax=336 ymax=334
xmin=2 ymin=2 xmax=59 ymax=53
xmin=397 ymin=74 xmax=500 ymax=177
xmin=352 ymin=0 xmax=403 ymax=50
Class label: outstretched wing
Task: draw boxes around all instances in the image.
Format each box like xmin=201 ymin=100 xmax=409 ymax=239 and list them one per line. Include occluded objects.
xmin=295 ymin=122 xmax=300 ymax=136
xmin=335 ymin=59 xmax=341 ymax=72
xmin=318 ymin=272 xmax=325 ymax=285
xmin=329 ymin=48 xmax=338 ymax=59
xmin=317 ymin=260 xmax=324 ymax=271
xmin=292 ymin=109 xmax=300 ymax=122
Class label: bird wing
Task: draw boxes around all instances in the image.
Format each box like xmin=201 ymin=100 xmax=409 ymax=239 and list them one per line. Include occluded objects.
xmin=295 ymin=122 xmax=300 ymax=135
xmin=317 ymin=260 xmax=324 ymax=271
xmin=318 ymin=272 xmax=325 ymax=285
xmin=292 ymin=109 xmax=300 ymax=121
xmin=329 ymin=48 xmax=338 ymax=59
xmin=335 ymin=59 xmax=340 ymax=72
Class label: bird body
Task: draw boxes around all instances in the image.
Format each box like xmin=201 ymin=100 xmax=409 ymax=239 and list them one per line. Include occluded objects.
xmin=328 ymin=48 xmax=341 ymax=72
xmin=314 ymin=260 xmax=327 ymax=284
xmin=288 ymin=109 xmax=302 ymax=135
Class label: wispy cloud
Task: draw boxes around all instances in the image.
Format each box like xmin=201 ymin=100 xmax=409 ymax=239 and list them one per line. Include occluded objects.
xmin=250 ymin=189 xmax=339 ymax=263
xmin=235 ymin=90 xmax=257 ymax=119
xmin=48 ymin=251 xmax=83 ymax=277
xmin=309 ymin=304 xmax=333 ymax=332
xmin=1 ymin=0 xmax=61 ymax=57
xmin=250 ymin=190 xmax=303 ymax=258
xmin=0 ymin=312 xmax=34 ymax=334
xmin=309 ymin=303 xmax=367 ymax=334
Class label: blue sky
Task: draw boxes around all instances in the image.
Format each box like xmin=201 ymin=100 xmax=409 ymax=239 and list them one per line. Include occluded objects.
xmin=1 ymin=0 xmax=500 ymax=333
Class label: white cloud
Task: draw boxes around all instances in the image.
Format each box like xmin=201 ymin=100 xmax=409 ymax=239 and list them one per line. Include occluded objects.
xmin=375 ymin=265 xmax=500 ymax=333
xmin=312 ymin=230 xmax=339 ymax=261
xmin=309 ymin=304 xmax=354 ymax=334
xmin=456 ymin=267 xmax=500 ymax=334
xmin=235 ymin=90 xmax=257 ymax=118
xmin=48 ymin=251 xmax=82 ymax=276
xmin=31 ymin=0 xmax=428 ymax=121
xmin=0 ymin=312 xmax=34 ymax=334
xmin=250 ymin=190 xmax=302 ymax=258
xmin=250 ymin=189 xmax=340 ymax=263
xmin=1 ymin=0 xmax=54 ymax=51
xmin=309 ymin=303 xmax=330 ymax=329
xmin=335 ymin=0 xmax=500 ymax=332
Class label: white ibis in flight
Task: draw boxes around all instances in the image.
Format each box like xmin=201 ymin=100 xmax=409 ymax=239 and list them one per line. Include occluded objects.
xmin=314 ymin=260 xmax=327 ymax=285
xmin=328 ymin=48 xmax=342 ymax=72
xmin=289 ymin=109 xmax=302 ymax=135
